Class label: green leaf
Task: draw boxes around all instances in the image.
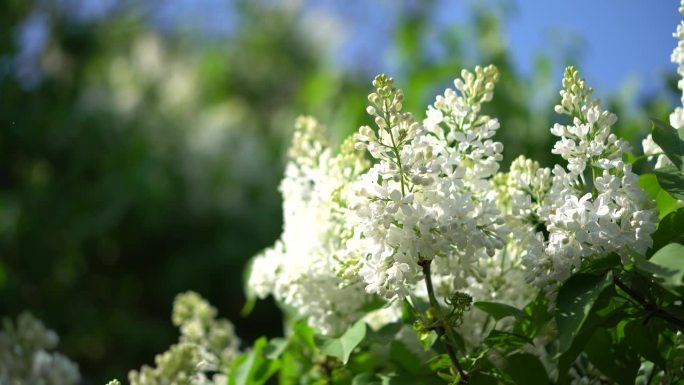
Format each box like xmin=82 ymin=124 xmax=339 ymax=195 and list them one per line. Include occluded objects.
xmin=623 ymin=319 xmax=666 ymax=367
xmin=557 ymin=285 xmax=623 ymax=384
xmin=474 ymin=301 xmax=526 ymax=321
xmin=651 ymin=118 xmax=684 ymax=170
xmin=229 ymin=337 xmax=280 ymax=385
xmin=315 ymin=319 xmax=366 ymax=364
xmin=352 ymin=373 xmax=383 ymax=385
xmin=389 ymin=340 xmax=428 ymax=376
xmin=514 ymin=292 xmax=551 ymax=339
xmin=584 ymin=327 xmax=639 ymax=385
xmin=654 ymin=165 xmax=684 ymax=200
xmin=579 ymin=253 xmax=621 ymax=274
xmin=503 ymin=353 xmax=549 ymax=385
xmin=364 ymin=322 xmax=402 ymax=346
xmin=555 ymin=273 xmax=611 ymax=353
xmin=264 ymin=337 xmax=288 ymax=360
xmin=483 ymin=330 xmax=533 ymax=352
xmin=651 ymin=208 xmax=684 ymax=254
xmin=361 ymin=296 xmax=388 ymax=312
xmin=240 ymin=258 xmax=257 ymax=317
xmin=418 ymin=330 xmax=439 ymax=350
xmin=292 ymin=320 xmax=317 ymax=350
xmin=637 ymin=243 xmax=684 ymax=294
xmin=468 ymin=372 xmax=499 ymax=385
xmin=639 ymin=173 xmax=681 ymax=217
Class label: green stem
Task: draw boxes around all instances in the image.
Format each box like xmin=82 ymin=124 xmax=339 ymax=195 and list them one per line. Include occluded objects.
xmin=382 ymin=100 xmax=406 ymax=196
xmin=419 ymin=259 xmax=469 ymax=383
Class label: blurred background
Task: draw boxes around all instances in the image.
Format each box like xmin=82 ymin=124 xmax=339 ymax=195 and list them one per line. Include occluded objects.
xmin=0 ymin=0 xmax=679 ymax=383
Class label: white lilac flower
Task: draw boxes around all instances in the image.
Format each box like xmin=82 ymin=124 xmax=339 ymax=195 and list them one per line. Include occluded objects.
xmin=0 ymin=312 xmax=81 ymax=385
xmin=420 ymin=156 xmax=549 ymax=347
xmin=642 ymin=0 xmax=684 ymax=167
xmin=526 ymin=67 xmax=658 ymax=293
xmin=123 ymin=292 xmax=239 ymax=385
xmin=172 ymin=291 xmax=240 ymax=371
xmin=248 ymin=116 xmax=373 ymax=336
xmin=349 ymin=67 xmax=507 ymax=301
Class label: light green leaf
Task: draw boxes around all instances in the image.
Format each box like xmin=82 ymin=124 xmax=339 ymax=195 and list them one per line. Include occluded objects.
xmin=639 ymin=173 xmax=681 ymax=217
xmin=474 ymin=301 xmax=526 ymax=321
xmin=264 ymin=338 xmax=288 ymax=360
xmin=229 ymin=337 xmax=280 ymax=385
xmin=555 ymin=273 xmax=611 ymax=353
xmin=637 ymin=243 xmax=684 ymax=294
xmin=315 ymin=319 xmax=366 ymax=364
xmin=352 ymin=373 xmax=382 ymax=385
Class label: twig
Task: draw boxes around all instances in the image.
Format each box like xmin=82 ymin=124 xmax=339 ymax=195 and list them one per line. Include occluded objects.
xmin=613 ymin=275 xmax=684 ymax=331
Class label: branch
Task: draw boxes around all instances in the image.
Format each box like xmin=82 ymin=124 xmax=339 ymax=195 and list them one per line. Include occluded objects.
xmin=613 ymin=275 xmax=684 ymax=331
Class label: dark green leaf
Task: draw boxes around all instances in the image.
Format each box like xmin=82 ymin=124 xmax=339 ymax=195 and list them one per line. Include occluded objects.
xmin=555 ymin=273 xmax=611 ymax=353
xmin=474 ymin=301 xmax=526 ymax=321
xmin=584 ymin=328 xmax=639 ymax=385
xmin=651 ymin=208 xmax=684 ymax=253
xmin=623 ymin=319 xmax=666 ymax=367
xmin=389 ymin=340 xmax=428 ymax=376
xmin=468 ymin=372 xmax=499 ymax=385
xmin=651 ymin=118 xmax=684 ymax=170
xmin=654 ymin=165 xmax=684 ymax=200
xmin=483 ymin=330 xmax=533 ymax=352
xmin=514 ymin=292 xmax=551 ymax=339
xmin=579 ymin=253 xmax=621 ymax=274
xmin=557 ymin=286 xmax=624 ymax=384
xmin=504 ymin=353 xmax=549 ymax=385
xmin=315 ymin=319 xmax=366 ymax=364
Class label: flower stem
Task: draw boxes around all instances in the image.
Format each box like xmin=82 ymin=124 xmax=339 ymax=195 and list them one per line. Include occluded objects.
xmin=419 ymin=259 xmax=469 ymax=383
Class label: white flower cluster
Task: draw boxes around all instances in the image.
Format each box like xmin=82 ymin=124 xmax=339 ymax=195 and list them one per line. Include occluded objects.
xmin=250 ymin=64 xmax=659 ymax=337
xmin=0 ymin=312 xmax=80 ymax=385
xmin=349 ymin=68 xmax=507 ymax=301
xmin=642 ymin=0 xmax=684 ymax=167
xmin=524 ymin=67 xmax=658 ymax=292
xmin=248 ymin=116 xmax=373 ymax=336
xmin=122 ymin=291 xmax=239 ymax=385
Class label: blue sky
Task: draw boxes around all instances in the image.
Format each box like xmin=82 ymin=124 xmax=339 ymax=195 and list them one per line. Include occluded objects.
xmin=14 ymin=0 xmax=683 ymax=98
xmin=311 ymin=0 xmax=681 ymax=97
xmin=504 ymin=0 xmax=680 ymax=95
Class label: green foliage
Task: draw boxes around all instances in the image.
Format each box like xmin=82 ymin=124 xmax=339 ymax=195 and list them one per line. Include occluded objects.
xmin=473 ymin=302 xmax=525 ymax=322
xmin=315 ymin=320 xmax=367 ymax=365
xmin=636 ymin=244 xmax=684 ymax=296
xmin=651 ymin=119 xmax=684 ymax=170
xmin=555 ymin=273 xmax=611 ymax=353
